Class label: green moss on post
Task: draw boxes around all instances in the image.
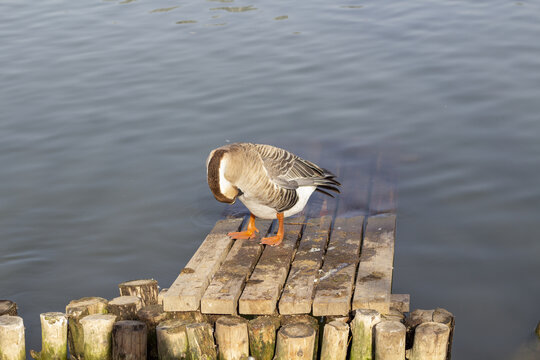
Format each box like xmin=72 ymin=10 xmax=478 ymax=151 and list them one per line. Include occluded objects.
xmin=186 ymin=323 xmax=217 ymax=360
xmin=247 ymin=316 xmax=280 ymax=360
xmin=137 ymin=304 xmax=170 ymax=360
xmin=65 ymin=297 xmax=108 ymax=360
xmin=320 ymin=321 xmax=349 ymax=360
xmin=350 ymin=309 xmax=381 ymax=360
xmin=156 ymin=319 xmax=189 ymax=360
xmin=30 ymin=312 xmax=68 ymax=360
xmin=80 ymin=314 xmax=117 ymax=360
xmin=0 ymin=315 xmax=26 ymax=360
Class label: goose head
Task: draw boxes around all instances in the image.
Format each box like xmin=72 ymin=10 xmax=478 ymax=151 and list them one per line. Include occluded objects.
xmin=206 ymin=146 xmax=241 ymax=204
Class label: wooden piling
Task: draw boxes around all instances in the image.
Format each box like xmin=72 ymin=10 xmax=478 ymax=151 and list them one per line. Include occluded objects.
xmin=536 ymin=321 xmax=540 ymax=339
xmin=108 ymin=296 xmax=142 ymax=320
xmin=119 ymin=279 xmax=159 ymax=307
xmin=320 ymin=321 xmax=349 ymax=360
xmin=30 ymin=312 xmax=68 ymax=360
xmin=406 ymin=322 xmax=450 ymax=360
xmin=247 ymin=316 xmax=280 ymax=360
xmin=112 ymin=320 xmax=147 ymax=360
xmin=404 ymin=308 xmax=455 ymax=359
xmin=65 ymin=297 xmax=108 ymax=360
xmin=0 ymin=300 xmax=18 ymax=316
xmin=215 ymin=316 xmax=249 ymax=360
xmin=185 ymin=323 xmax=217 ymax=360
xmin=137 ymin=304 xmax=169 ymax=360
xmin=158 ymin=289 xmax=168 ymax=306
xmin=350 ymin=309 xmax=381 ymax=360
xmin=0 ymin=315 xmax=25 ymax=360
xmin=79 ymin=314 xmax=117 ymax=360
xmin=373 ymin=321 xmax=406 ymax=360
xmin=280 ymin=315 xmax=320 ymax=359
xmin=156 ymin=319 xmax=189 ymax=360
xmin=275 ymin=323 xmax=316 ymax=360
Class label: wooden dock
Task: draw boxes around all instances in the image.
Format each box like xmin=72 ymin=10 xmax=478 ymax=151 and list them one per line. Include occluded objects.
xmin=0 ymin=148 xmax=455 ymax=360
xmin=163 ymin=153 xmax=409 ymax=317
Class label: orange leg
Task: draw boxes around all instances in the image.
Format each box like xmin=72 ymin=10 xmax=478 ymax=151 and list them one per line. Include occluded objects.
xmin=228 ymin=213 xmax=259 ymax=240
xmin=261 ymin=212 xmax=284 ymax=246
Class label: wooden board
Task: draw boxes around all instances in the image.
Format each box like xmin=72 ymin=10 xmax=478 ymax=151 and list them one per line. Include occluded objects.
xmin=352 ymin=215 xmax=396 ymax=314
xmin=201 ymin=220 xmax=273 ymax=314
xmin=163 ymin=218 xmax=243 ymax=311
xmin=312 ymin=216 xmax=364 ymax=316
xmin=238 ymin=217 xmax=304 ymax=315
xmin=278 ymin=216 xmax=333 ymax=314
xmin=390 ymin=294 xmax=410 ymax=313
xmin=369 ymin=153 xmax=397 ymax=215
xmin=336 ymin=161 xmax=371 ymax=216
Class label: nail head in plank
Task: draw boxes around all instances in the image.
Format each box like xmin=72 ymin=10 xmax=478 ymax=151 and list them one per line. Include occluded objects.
xmin=163 ymin=218 xmax=243 ymax=311
xmin=201 ymin=220 xmax=272 ymax=314
xmin=312 ymin=216 xmax=364 ymax=316
xmin=279 ymin=216 xmax=332 ymax=315
xmin=352 ymin=215 xmax=396 ymax=314
xmin=238 ymin=218 xmax=304 ymax=315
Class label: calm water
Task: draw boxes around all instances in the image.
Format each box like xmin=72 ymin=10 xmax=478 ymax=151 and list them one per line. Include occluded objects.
xmin=2 ymin=0 xmax=540 ymax=358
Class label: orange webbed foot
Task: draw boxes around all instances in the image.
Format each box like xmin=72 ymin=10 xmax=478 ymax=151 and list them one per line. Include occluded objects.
xmin=229 ymin=213 xmax=259 ymax=240
xmin=228 ymin=228 xmax=259 ymax=240
xmin=260 ymin=234 xmax=283 ymax=246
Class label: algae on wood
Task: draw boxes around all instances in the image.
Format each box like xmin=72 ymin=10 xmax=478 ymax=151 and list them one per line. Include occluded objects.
xmin=119 ymin=279 xmax=159 ymax=307
xmin=156 ymin=319 xmax=189 ymax=360
xmin=30 ymin=312 xmax=68 ymax=360
xmin=239 ymin=217 xmax=304 ymax=315
xmin=201 ymin=220 xmax=272 ymax=314
xmin=312 ymin=216 xmax=364 ymax=316
xmin=0 ymin=315 xmax=26 ymax=360
xmin=186 ymin=323 xmax=217 ymax=360
xmin=248 ymin=316 xmax=280 ymax=360
xmin=65 ymin=297 xmax=108 ymax=360
xmin=279 ymin=216 xmax=332 ymax=314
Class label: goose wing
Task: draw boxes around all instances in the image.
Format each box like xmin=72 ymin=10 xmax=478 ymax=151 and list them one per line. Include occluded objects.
xmin=253 ymin=144 xmax=341 ymax=193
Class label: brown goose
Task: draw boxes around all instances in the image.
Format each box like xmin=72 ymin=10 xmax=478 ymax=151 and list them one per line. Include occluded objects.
xmin=206 ymin=143 xmax=340 ymax=246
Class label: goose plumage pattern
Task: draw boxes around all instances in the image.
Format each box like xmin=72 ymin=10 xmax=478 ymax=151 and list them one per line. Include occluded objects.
xmin=207 ymin=143 xmax=340 ymax=246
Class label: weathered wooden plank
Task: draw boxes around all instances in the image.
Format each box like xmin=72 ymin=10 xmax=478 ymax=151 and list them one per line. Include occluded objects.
xmin=238 ymin=218 xmax=305 ymax=315
xmin=312 ymin=216 xmax=364 ymax=316
xmin=278 ymin=216 xmax=333 ymax=314
xmin=201 ymin=220 xmax=273 ymax=314
xmin=390 ymin=294 xmax=410 ymax=313
xmin=336 ymin=161 xmax=371 ymax=217
xmin=163 ymin=218 xmax=244 ymax=311
xmin=369 ymin=153 xmax=397 ymax=215
xmin=352 ymin=215 xmax=396 ymax=314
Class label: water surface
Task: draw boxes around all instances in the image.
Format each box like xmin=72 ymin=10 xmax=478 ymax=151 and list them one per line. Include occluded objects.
xmin=1 ymin=0 xmax=540 ymax=358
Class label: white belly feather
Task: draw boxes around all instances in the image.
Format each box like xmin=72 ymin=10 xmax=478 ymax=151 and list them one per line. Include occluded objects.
xmin=239 ymin=186 xmax=316 ymax=219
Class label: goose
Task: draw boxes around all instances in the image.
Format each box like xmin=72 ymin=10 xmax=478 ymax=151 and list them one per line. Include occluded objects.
xmin=206 ymin=142 xmax=340 ymax=246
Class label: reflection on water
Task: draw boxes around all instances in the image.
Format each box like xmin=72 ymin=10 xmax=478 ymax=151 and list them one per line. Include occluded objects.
xmin=211 ymin=6 xmax=257 ymax=13
xmin=1 ymin=0 xmax=540 ymax=359
xmin=149 ymin=7 xmax=179 ymax=13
